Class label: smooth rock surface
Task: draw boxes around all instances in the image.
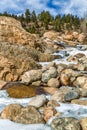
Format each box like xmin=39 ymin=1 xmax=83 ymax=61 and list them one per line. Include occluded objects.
xmin=28 ymin=95 xmax=47 ymax=108
xmin=4 ymin=82 xmax=46 ymax=98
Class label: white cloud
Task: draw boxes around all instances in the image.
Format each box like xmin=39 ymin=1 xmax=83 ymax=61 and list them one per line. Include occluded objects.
xmin=55 ymin=0 xmax=87 ymax=17
xmin=0 ymin=0 xmax=23 ymax=13
xmin=0 ymin=0 xmax=87 ymax=17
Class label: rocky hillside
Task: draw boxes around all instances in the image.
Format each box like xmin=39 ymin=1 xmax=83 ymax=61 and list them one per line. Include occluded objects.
xmin=0 ymin=16 xmax=37 ymax=46
xmin=0 ymin=16 xmax=63 ymax=82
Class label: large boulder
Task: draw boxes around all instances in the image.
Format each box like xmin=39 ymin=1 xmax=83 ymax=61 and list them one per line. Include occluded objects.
xmin=28 ymin=95 xmax=47 ymax=108
xmin=51 ymin=87 xmax=70 ymax=102
xmin=1 ymin=104 xmax=22 ymax=120
xmin=3 ymin=82 xmax=46 ymax=98
xmin=21 ymin=69 xmax=42 ymax=84
xmin=64 ymin=91 xmax=80 ymax=102
xmin=51 ymin=117 xmax=81 ymax=130
xmin=1 ymin=104 xmax=45 ymax=124
xmin=60 ymin=69 xmax=77 ymax=86
xmin=42 ymin=67 xmax=57 ymax=83
xmin=47 ymin=78 xmax=60 ymax=88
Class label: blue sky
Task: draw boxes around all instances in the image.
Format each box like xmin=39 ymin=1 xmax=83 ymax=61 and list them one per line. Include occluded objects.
xmin=0 ymin=0 xmax=87 ymax=17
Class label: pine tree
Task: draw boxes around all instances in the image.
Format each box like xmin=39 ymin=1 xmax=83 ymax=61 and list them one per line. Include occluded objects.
xmin=25 ymin=9 xmax=31 ymax=23
xmin=38 ymin=11 xmax=52 ymax=29
xmin=31 ymin=10 xmax=37 ymax=22
xmin=54 ymin=15 xmax=61 ymax=31
xmin=18 ymin=14 xmax=25 ymax=23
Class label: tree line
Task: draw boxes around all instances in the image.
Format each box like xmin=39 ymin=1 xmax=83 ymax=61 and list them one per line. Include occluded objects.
xmin=0 ymin=9 xmax=87 ymax=34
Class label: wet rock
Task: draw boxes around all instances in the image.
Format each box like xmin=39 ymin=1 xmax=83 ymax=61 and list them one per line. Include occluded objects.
xmin=51 ymin=117 xmax=81 ymax=130
xmin=1 ymin=104 xmax=45 ymax=124
xmin=64 ymin=91 xmax=80 ymax=102
xmin=43 ymin=106 xmax=57 ymax=122
xmin=47 ymin=100 xmax=60 ymax=107
xmin=42 ymin=67 xmax=57 ymax=83
xmin=4 ymin=82 xmax=46 ymax=98
xmin=21 ymin=69 xmax=42 ymax=84
xmin=80 ymin=117 xmax=87 ymax=130
xmin=28 ymin=95 xmax=47 ymax=108
xmin=47 ymin=78 xmax=60 ymax=88
xmin=71 ymin=99 xmax=87 ymax=106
